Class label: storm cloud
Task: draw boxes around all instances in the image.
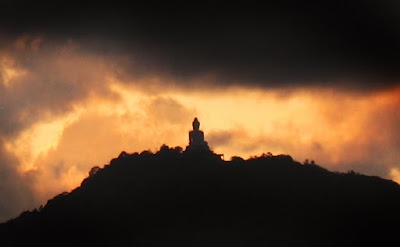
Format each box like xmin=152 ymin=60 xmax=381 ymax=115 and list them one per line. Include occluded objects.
xmin=1 ymin=1 xmax=400 ymax=90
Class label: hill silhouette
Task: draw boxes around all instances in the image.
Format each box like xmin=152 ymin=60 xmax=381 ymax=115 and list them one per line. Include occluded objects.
xmin=1 ymin=145 xmax=400 ymax=247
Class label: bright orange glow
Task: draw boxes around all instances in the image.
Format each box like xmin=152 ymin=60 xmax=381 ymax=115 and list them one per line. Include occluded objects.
xmin=390 ymin=168 xmax=400 ymax=184
xmin=5 ymin=79 xmax=400 ymax=202
xmin=1 ymin=38 xmax=400 ymax=210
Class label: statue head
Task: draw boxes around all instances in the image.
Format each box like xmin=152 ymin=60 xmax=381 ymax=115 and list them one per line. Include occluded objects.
xmin=192 ymin=118 xmax=200 ymax=130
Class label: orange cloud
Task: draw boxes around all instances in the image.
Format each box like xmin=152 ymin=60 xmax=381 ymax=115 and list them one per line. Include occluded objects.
xmin=5 ymin=79 xmax=400 ymax=206
xmin=1 ymin=37 xmax=400 ymax=222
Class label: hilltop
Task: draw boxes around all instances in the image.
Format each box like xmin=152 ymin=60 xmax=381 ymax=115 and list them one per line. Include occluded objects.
xmin=1 ymin=145 xmax=399 ymax=247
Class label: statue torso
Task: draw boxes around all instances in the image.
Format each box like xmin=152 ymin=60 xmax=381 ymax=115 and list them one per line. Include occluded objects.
xmin=189 ymin=130 xmax=205 ymax=145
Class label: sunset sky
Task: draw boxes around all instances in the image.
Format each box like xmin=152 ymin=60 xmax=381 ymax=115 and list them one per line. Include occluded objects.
xmin=1 ymin=1 xmax=400 ymax=222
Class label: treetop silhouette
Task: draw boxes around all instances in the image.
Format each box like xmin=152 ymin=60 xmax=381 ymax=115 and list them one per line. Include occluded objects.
xmin=1 ymin=118 xmax=400 ymax=247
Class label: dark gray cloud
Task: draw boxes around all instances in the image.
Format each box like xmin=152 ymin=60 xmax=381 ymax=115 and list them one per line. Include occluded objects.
xmin=1 ymin=1 xmax=400 ymax=90
xmin=0 ymin=141 xmax=38 ymax=222
xmin=0 ymin=40 xmax=118 ymax=137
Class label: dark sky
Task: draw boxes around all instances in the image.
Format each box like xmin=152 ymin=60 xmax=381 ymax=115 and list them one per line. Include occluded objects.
xmin=2 ymin=0 xmax=400 ymax=90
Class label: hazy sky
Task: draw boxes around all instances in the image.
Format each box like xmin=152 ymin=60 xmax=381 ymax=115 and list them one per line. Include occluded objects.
xmin=1 ymin=1 xmax=400 ymax=222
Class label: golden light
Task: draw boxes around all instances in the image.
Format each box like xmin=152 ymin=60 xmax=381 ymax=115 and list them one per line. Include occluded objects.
xmin=0 ymin=56 xmax=26 ymax=88
xmin=4 ymin=75 xmax=400 ymax=204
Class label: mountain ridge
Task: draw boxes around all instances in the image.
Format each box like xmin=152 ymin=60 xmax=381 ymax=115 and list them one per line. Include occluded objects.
xmin=1 ymin=145 xmax=400 ymax=246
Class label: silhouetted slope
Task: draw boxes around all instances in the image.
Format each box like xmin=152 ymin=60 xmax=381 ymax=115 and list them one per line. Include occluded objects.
xmin=1 ymin=146 xmax=400 ymax=247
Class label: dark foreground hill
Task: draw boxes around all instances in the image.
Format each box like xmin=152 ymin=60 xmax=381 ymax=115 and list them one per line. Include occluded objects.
xmin=1 ymin=146 xmax=400 ymax=247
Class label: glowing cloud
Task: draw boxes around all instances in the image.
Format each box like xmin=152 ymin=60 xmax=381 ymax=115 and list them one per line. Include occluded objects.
xmin=1 ymin=37 xmax=400 ymax=222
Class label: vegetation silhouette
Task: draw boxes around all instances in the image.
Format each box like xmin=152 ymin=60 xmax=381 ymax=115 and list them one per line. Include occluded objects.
xmin=1 ymin=145 xmax=400 ymax=247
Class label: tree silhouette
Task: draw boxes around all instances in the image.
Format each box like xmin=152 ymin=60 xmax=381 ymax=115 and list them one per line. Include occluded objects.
xmin=1 ymin=145 xmax=399 ymax=247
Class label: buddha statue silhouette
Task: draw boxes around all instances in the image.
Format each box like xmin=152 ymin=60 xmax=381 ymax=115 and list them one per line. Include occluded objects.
xmin=188 ymin=117 xmax=210 ymax=151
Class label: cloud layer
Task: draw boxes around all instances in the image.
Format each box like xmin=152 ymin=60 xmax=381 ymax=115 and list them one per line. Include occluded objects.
xmin=1 ymin=1 xmax=400 ymax=90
